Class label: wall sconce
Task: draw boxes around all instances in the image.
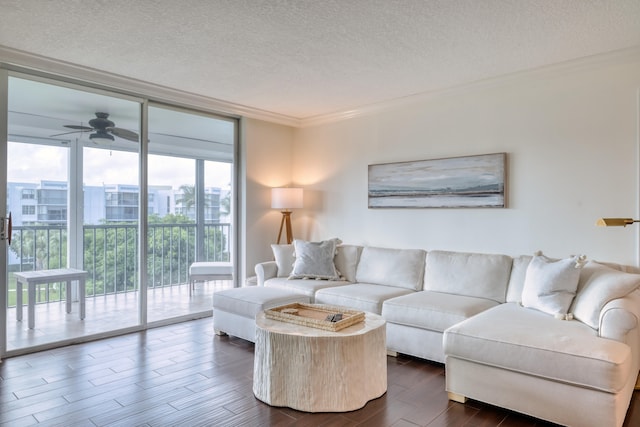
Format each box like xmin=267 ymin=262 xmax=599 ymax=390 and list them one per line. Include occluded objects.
xmin=596 ymin=218 xmax=640 ymax=227
xmin=271 ymin=187 xmax=303 ymax=244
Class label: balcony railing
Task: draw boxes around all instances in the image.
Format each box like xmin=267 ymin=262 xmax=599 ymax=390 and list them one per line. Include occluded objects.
xmin=7 ymin=222 xmax=231 ymax=307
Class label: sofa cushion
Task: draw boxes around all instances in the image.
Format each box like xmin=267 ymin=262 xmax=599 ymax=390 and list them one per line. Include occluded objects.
xmin=314 ymin=283 xmax=414 ymax=314
xmin=290 ymin=239 xmax=341 ymax=280
xmin=505 ymin=255 xmax=532 ymax=303
xmin=423 ymin=250 xmax=512 ymax=303
xmin=271 ymin=244 xmax=295 ymax=277
xmin=264 ymin=277 xmax=349 ymax=300
xmin=443 ymin=303 xmax=632 ymax=393
xmin=355 ymin=246 xmax=426 ymax=291
xmin=335 ymin=244 xmax=362 ymax=282
xmin=570 ymin=261 xmax=640 ymax=329
xmin=382 ymin=290 xmax=498 ymax=333
xmin=522 ymin=253 xmax=586 ymax=316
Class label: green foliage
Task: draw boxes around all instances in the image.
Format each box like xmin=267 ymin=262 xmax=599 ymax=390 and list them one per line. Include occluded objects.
xmin=9 ymin=227 xmax=67 ymax=271
xmin=8 ymin=215 xmax=228 ymax=305
xmin=146 ymin=213 xmax=229 ymax=287
xmin=149 ymin=213 xmax=193 ymax=224
xmin=84 ymin=224 xmax=138 ymax=296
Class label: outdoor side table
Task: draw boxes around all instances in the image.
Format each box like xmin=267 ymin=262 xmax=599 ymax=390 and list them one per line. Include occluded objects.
xmin=15 ymin=268 xmax=87 ymax=329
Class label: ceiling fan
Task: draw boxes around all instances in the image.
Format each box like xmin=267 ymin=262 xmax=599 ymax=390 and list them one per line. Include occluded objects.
xmin=52 ymin=112 xmax=139 ymax=144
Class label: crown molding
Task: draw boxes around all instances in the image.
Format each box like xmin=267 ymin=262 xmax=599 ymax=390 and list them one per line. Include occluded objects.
xmin=298 ymin=45 xmax=640 ymax=128
xmin=0 ymin=45 xmax=302 ymax=128
xmin=3 ymin=44 xmax=639 ymax=130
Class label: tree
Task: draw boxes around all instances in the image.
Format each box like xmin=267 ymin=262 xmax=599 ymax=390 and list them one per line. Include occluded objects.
xmin=177 ymin=184 xmax=196 ymax=211
xmin=219 ymin=186 xmax=231 ymax=222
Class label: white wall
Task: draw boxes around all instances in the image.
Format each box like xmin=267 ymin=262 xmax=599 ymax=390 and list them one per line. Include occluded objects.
xmin=289 ymin=51 xmax=640 ymax=265
xmin=242 ymin=118 xmax=294 ymax=282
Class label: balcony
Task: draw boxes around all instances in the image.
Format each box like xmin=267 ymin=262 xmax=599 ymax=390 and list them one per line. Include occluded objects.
xmin=6 ymin=222 xmax=233 ymax=352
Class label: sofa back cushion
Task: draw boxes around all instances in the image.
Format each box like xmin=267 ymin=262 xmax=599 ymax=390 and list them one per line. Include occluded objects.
xmin=424 ymin=250 xmax=512 ymax=303
xmin=335 ymin=244 xmax=363 ymax=282
xmin=355 ymin=246 xmax=426 ymax=291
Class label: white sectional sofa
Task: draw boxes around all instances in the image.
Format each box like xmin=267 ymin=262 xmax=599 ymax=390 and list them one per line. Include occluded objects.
xmin=255 ymin=241 xmax=640 ymax=427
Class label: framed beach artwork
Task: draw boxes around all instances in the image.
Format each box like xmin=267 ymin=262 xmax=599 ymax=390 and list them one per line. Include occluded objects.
xmin=368 ymin=153 xmax=506 ymax=208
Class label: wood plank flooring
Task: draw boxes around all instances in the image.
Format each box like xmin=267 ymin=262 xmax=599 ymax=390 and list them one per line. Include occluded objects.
xmin=1 ymin=317 xmax=639 ymax=426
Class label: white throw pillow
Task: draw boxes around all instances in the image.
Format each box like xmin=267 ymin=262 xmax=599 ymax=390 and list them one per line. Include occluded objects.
xmin=571 ymin=261 xmax=640 ymax=329
xmin=521 ymin=252 xmax=586 ymax=316
xmin=271 ymin=244 xmax=295 ymax=277
xmin=289 ymin=239 xmax=341 ymax=280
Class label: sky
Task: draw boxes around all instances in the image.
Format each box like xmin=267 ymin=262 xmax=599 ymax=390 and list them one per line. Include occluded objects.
xmin=8 ymin=142 xmax=231 ymax=190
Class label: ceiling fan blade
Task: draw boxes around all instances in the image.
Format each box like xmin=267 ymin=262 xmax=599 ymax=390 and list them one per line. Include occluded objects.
xmin=64 ymin=125 xmax=93 ymax=131
xmin=50 ymin=129 xmax=87 ymax=137
xmin=108 ymin=127 xmax=139 ymax=142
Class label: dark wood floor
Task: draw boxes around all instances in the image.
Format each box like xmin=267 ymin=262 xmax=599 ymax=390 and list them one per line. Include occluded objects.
xmin=1 ymin=318 xmax=639 ymax=427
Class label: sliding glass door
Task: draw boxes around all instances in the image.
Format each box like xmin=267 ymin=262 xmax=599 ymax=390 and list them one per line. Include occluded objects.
xmin=1 ymin=71 xmax=238 ymax=357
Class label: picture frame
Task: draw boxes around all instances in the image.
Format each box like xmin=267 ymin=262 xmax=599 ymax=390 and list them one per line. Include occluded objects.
xmin=368 ymin=153 xmax=506 ymax=208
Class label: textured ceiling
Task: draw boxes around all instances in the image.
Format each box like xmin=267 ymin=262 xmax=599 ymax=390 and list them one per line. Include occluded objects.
xmin=1 ymin=0 xmax=640 ymax=121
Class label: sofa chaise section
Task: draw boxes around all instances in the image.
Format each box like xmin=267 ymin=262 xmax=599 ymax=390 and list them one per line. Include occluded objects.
xmin=212 ymin=287 xmax=310 ymax=342
xmin=444 ymin=276 xmax=640 ymax=427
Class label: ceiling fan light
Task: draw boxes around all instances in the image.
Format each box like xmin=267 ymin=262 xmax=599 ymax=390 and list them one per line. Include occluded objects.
xmin=89 ymin=132 xmax=114 ymax=145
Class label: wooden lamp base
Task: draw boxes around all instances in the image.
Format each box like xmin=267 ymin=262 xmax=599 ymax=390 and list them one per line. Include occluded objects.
xmin=276 ymin=211 xmax=293 ymax=244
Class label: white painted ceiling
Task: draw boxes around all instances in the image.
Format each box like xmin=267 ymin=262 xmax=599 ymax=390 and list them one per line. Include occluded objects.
xmin=1 ymin=0 xmax=640 ymax=122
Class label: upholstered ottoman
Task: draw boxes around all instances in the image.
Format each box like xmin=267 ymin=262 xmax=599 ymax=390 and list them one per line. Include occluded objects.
xmin=212 ymin=287 xmax=310 ymax=342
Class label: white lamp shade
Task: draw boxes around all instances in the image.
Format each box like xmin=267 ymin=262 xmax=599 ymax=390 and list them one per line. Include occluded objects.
xmin=271 ymin=187 xmax=303 ymax=210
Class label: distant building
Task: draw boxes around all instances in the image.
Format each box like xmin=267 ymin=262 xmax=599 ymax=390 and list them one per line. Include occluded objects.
xmin=7 ymin=181 xmax=224 ymax=226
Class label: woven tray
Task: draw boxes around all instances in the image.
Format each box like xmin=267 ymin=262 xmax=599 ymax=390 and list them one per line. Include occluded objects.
xmin=264 ymin=303 xmax=365 ymax=332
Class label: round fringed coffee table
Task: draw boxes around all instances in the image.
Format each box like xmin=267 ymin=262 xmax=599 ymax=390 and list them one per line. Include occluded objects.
xmin=252 ymin=310 xmax=387 ymax=412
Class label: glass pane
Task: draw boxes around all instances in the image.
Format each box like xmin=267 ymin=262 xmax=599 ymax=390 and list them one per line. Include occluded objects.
xmin=83 ymin=147 xmax=140 ymax=325
xmin=147 ymin=154 xmax=195 ymax=297
xmin=5 ymin=76 xmax=140 ymax=351
xmin=205 ymin=160 xmax=232 ymax=261
xmin=7 ymin=142 xmax=69 ymax=306
xmin=147 ymin=105 xmax=234 ymax=323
